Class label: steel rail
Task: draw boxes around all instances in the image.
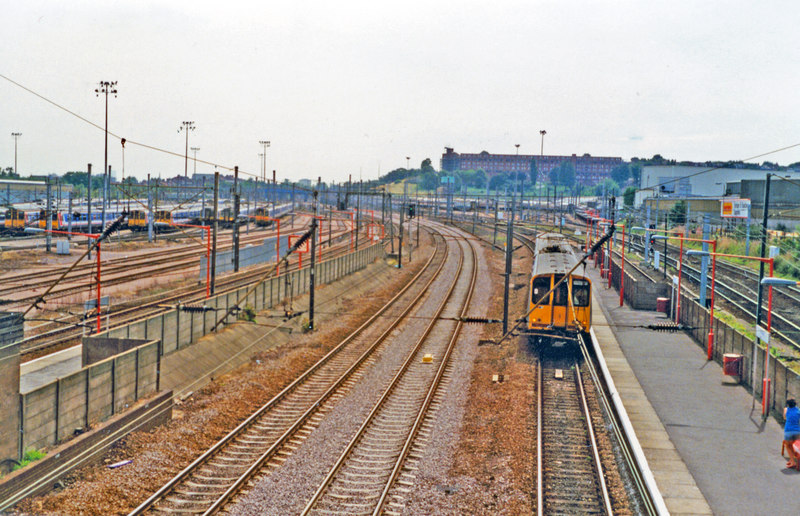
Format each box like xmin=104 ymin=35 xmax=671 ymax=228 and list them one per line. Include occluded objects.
xmin=301 ymin=225 xmax=473 ymax=515
xmin=130 ymin=231 xmax=446 ymax=515
xmin=372 ymin=227 xmax=478 ymax=515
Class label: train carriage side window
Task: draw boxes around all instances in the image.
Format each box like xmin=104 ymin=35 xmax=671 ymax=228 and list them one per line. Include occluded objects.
xmin=572 ymin=278 xmax=590 ymax=307
xmin=531 ymin=276 xmax=551 ymax=305
xmin=553 ymin=274 xmax=569 ymax=306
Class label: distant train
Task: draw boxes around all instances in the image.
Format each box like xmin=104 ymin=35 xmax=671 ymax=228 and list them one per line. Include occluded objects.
xmin=2 ymin=202 xmax=293 ymax=236
xmin=3 ymin=207 xmax=38 ymax=233
xmin=527 ymin=232 xmax=592 ymax=345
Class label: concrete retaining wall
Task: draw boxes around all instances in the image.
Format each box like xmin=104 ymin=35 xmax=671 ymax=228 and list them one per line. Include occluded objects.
xmin=607 ymin=254 xmax=670 ymax=310
xmin=20 ymin=340 xmax=160 ymax=454
xmin=0 ymin=391 xmax=172 ymax=511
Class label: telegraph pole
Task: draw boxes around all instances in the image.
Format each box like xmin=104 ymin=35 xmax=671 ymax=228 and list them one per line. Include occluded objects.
xmin=503 ymin=189 xmax=516 ymax=333
xmin=211 ymin=172 xmax=220 ymax=295
xmin=11 ymin=133 xmax=21 ymax=175
xmin=95 ymin=80 xmax=117 ymax=232
xmin=233 ymin=166 xmax=240 ymax=272
xmin=179 ymin=121 xmax=196 ymax=177
xmin=309 ymin=191 xmax=319 ymax=331
xmin=87 ymin=163 xmax=93 ymax=258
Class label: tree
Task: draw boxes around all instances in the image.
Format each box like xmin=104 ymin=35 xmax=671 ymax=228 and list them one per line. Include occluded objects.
xmin=559 ymin=162 xmax=575 ymax=188
xmin=595 ymin=178 xmax=620 ymax=196
xmin=489 ymin=174 xmax=506 ymax=191
xmin=669 ymin=200 xmax=687 ymax=224
xmin=0 ymin=167 xmax=19 ymax=178
xmin=623 ymin=186 xmax=636 ymax=207
xmin=529 ymin=159 xmax=538 ymax=187
xmin=549 ymin=161 xmax=575 ymax=188
xmin=610 ymin=164 xmax=629 ymax=185
xmin=420 ymin=170 xmax=439 ymax=191
xmin=420 ymin=158 xmax=435 ymax=173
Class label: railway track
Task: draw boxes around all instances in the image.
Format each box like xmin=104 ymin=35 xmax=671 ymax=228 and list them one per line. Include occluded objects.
xmin=301 ymin=224 xmax=477 ymax=515
xmin=622 ymin=236 xmax=800 ymax=352
xmin=19 ymin=231 xmax=358 ymax=357
xmin=0 ymin=219 xmax=320 ymax=303
xmin=128 ymin=227 xmax=449 ymax=515
xmin=537 ymin=354 xmax=612 ymax=515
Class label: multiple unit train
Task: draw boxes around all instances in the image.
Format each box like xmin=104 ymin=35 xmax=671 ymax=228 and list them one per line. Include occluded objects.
xmin=2 ymin=203 xmax=292 ymax=235
xmin=527 ymin=232 xmax=592 ymax=345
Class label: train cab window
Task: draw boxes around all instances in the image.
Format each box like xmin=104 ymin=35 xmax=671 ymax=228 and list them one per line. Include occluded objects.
xmin=552 ymin=275 xmax=569 ymax=306
xmin=531 ymin=277 xmax=551 ymax=305
xmin=572 ymin=278 xmax=590 ymax=307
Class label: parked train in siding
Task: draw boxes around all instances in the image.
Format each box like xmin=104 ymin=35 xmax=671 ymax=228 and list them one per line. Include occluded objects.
xmin=527 ymin=232 xmax=592 ymax=346
xmin=3 ymin=207 xmax=39 ymax=234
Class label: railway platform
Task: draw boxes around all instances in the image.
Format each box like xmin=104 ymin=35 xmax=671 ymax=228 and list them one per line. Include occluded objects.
xmin=587 ymin=265 xmax=798 ymax=515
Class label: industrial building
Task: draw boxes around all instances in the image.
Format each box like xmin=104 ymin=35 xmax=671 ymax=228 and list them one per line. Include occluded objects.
xmin=440 ymin=148 xmax=622 ymax=186
xmin=0 ymin=179 xmax=73 ymax=205
xmin=635 ymin=165 xmax=800 ymax=227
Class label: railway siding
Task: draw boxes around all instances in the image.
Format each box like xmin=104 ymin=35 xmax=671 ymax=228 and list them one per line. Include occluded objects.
xmin=2 ymin=243 xmax=384 ymax=482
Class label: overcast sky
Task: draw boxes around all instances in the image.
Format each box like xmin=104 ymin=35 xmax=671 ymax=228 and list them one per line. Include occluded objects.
xmin=3 ymin=1 xmax=800 ymax=183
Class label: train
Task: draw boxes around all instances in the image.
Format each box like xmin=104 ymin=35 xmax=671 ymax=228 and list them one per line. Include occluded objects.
xmin=3 ymin=202 xmax=294 ymax=236
xmin=128 ymin=203 xmax=293 ymax=232
xmin=527 ymin=232 xmax=592 ymax=345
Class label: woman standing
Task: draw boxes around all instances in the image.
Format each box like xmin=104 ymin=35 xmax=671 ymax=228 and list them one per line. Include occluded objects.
xmin=783 ymin=399 xmax=800 ymax=468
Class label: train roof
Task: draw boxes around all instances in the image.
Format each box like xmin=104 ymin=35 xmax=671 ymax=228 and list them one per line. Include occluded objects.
xmin=531 ymin=233 xmax=583 ymax=277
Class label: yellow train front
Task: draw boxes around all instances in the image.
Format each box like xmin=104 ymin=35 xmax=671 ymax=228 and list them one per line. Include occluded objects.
xmin=527 ymin=233 xmax=591 ymax=345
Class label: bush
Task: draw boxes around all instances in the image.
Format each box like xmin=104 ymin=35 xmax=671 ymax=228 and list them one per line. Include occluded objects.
xmin=239 ymin=305 xmax=257 ymax=322
xmin=14 ymin=449 xmax=46 ymax=471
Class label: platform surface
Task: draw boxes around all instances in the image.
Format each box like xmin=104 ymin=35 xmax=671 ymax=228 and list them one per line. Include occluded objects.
xmin=589 ymin=265 xmax=798 ymax=515
xmin=19 ymin=344 xmax=82 ymax=394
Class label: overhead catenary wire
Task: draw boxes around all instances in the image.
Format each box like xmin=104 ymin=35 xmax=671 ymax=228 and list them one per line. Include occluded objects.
xmin=0 ymin=72 xmax=260 ymax=180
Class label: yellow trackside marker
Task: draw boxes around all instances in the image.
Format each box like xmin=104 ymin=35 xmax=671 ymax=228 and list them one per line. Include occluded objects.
xmin=422 ymin=354 xmax=434 ymax=363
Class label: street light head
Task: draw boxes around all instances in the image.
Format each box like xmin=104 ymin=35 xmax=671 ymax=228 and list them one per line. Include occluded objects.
xmin=761 ymin=277 xmax=800 ymax=287
xmin=686 ymin=250 xmax=709 ymax=257
xmin=652 ymin=235 xmax=668 ymax=241
xmin=631 ymin=226 xmax=647 ymax=231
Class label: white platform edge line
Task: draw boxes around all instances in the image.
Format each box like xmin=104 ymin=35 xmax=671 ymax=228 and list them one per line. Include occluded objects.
xmin=589 ymin=326 xmax=670 ymax=516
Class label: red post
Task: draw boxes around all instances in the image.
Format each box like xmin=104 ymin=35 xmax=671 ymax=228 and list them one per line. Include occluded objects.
xmin=350 ymin=212 xmax=355 ymax=252
xmin=607 ymin=230 xmax=613 ymax=288
xmin=276 ymin=219 xmax=281 ymax=275
xmin=96 ymin=240 xmax=102 ymax=333
xmin=619 ymin=225 xmax=626 ymax=306
xmin=676 ymin=237 xmax=684 ymax=323
xmin=585 ymin=218 xmax=591 ymax=252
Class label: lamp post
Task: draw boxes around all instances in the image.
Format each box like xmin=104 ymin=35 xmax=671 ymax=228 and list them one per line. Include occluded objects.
xmin=406 ymin=156 xmax=410 ymax=171
xmin=619 ymin=223 xmax=626 ymax=306
xmin=179 ymin=121 xmax=196 ymax=177
xmin=259 ymin=140 xmax=270 ymax=202
xmin=539 ymin=130 xmax=546 ymax=155
xmin=190 ymin=147 xmax=200 ymax=176
xmin=760 ymin=277 xmax=800 ymax=418
xmin=515 ymin=144 xmax=520 ymax=155
xmin=11 ymin=132 xmax=21 ymax=175
xmin=95 ymin=81 xmax=117 ymax=232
